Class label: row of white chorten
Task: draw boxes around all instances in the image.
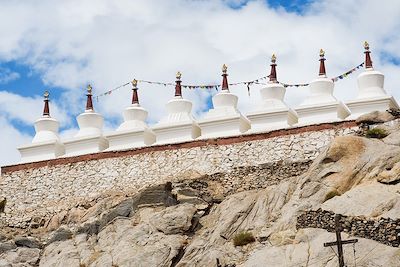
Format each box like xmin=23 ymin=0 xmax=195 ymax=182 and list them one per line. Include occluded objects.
xmin=18 ymin=43 xmax=399 ymax=163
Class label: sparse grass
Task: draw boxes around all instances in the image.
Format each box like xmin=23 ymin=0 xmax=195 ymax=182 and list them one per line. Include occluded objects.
xmin=365 ymin=128 xmax=388 ymax=139
xmin=323 ymin=190 xmax=341 ymax=202
xmin=233 ymin=231 xmax=255 ymax=246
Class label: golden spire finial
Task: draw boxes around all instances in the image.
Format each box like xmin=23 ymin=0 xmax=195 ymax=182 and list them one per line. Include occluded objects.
xmin=176 ymin=71 xmax=182 ymax=80
xmin=131 ymin=79 xmax=138 ymax=88
xmin=364 ymin=41 xmax=370 ymax=51
xmin=271 ymin=54 xmax=276 ymax=63
xmin=319 ymin=49 xmax=325 ymax=58
xmin=44 ymin=90 xmax=49 ymax=100
xmin=87 ymin=84 xmax=92 ymax=94
xmin=222 ymin=64 xmax=228 ymax=74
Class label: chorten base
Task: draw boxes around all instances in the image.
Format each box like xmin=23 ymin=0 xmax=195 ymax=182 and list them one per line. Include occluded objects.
xmin=198 ymin=113 xmax=251 ymax=139
xmin=246 ymin=107 xmax=298 ymax=133
xmin=18 ymin=141 xmax=65 ymax=163
xmin=105 ymin=128 xmax=156 ymax=151
xmin=152 ymin=122 xmax=201 ymax=145
xmin=64 ymin=135 xmax=109 ymax=157
xmin=295 ymin=101 xmax=351 ymax=126
xmin=346 ymin=96 xmax=399 ymax=120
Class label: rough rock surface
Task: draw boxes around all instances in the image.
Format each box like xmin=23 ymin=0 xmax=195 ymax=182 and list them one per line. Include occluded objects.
xmin=356 ymin=110 xmax=396 ymax=124
xmin=1 ymin=118 xmax=400 ymax=266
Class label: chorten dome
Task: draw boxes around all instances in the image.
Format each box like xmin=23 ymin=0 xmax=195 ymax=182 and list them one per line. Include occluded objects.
xmin=117 ymin=79 xmax=150 ymax=131
xmin=32 ymin=91 xmax=62 ymax=143
xmin=296 ymin=49 xmax=350 ymax=125
xmin=64 ymin=84 xmax=108 ymax=156
xmin=152 ymin=72 xmax=201 ymax=144
xmin=246 ymin=54 xmax=297 ymax=132
xmin=210 ymin=64 xmax=240 ymax=112
xmin=345 ymin=42 xmax=399 ymax=120
xmin=75 ymin=84 xmax=105 ymax=138
xmin=259 ymin=54 xmax=289 ymax=109
xmin=197 ymin=64 xmax=250 ymax=138
xmin=356 ymin=41 xmax=386 ymax=99
xmin=105 ymin=80 xmax=155 ymax=150
xmin=164 ymin=72 xmax=197 ymax=123
xmin=18 ymin=91 xmax=65 ymax=163
xmin=300 ymin=49 xmax=337 ymax=106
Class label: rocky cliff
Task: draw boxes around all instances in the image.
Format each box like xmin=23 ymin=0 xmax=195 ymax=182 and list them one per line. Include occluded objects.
xmin=1 ymin=112 xmax=400 ymax=267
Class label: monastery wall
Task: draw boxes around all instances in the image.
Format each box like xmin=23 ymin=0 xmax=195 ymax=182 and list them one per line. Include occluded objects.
xmin=0 ymin=121 xmax=357 ymax=228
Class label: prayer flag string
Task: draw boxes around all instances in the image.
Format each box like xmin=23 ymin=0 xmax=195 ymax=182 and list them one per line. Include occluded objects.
xmin=95 ymin=62 xmax=364 ymax=100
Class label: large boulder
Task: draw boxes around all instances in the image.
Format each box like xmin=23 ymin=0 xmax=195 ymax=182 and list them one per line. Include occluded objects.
xmin=147 ymin=203 xmax=197 ymax=234
xmin=0 ymin=247 xmax=41 ymax=267
xmin=356 ymin=110 xmax=395 ymax=125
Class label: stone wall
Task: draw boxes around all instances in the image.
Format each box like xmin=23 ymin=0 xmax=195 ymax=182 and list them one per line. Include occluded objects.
xmin=297 ymin=209 xmax=400 ymax=247
xmin=0 ymin=121 xmax=357 ymax=228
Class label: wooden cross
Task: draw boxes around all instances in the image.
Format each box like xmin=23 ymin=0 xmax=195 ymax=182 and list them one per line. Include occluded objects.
xmin=323 ymin=214 xmax=358 ymax=267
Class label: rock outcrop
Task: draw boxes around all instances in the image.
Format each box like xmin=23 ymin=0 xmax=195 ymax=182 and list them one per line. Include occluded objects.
xmin=1 ymin=115 xmax=400 ymax=266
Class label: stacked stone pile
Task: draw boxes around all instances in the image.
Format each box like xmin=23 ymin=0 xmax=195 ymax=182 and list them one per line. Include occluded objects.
xmin=297 ymin=209 xmax=400 ymax=247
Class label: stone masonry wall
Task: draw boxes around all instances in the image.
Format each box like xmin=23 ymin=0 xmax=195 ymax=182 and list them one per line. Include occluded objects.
xmin=297 ymin=209 xmax=400 ymax=247
xmin=0 ymin=122 xmax=358 ymax=228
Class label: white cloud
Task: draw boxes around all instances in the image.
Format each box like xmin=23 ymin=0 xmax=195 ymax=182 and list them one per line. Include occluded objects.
xmin=0 ymin=116 xmax=31 ymax=168
xmin=0 ymin=67 xmax=19 ymax=84
xmin=1 ymin=0 xmax=400 ymax=165
xmin=0 ymin=91 xmax=71 ymax=126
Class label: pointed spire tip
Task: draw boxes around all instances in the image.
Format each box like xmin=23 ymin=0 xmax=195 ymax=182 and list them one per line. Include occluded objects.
xmin=271 ymin=54 xmax=276 ymax=63
xmin=87 ymin=84 xmax=92 ymax=95
xmin=364 ymin=41 xmax=370 ymax=51
xmin=222 ymin=64 xmax=227 ymax=73
xmin=44 ymin=90 xmax=49 ymax=100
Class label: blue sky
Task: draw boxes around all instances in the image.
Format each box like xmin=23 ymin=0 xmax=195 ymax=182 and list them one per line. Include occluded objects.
xmin=0 ymin=0 xmax=313 ymax=136
xmin=0 ymin=0 xmax=400 ymax=166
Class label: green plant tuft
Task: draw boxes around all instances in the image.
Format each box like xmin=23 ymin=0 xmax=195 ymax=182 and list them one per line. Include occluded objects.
xmin=365 ymin=128 xmax=388 ymax=139
xmin=233 ymin=231 xmax=256 ymax=246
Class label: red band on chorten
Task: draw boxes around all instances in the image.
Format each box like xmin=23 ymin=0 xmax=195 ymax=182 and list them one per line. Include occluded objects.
xmin=319 ymin=49 xmax=326 ymax=76
xmin=43 ymin=91 xmax=50 ymax=116
xmin=131 ymin=79 xmax=139 ymax=104
xmin=269 ymin=54 xmax=277 ymax=82
xmin=364 ymin=41 xmax=373 ymax=69
xmin=221 ymin=64 xmax=229 ymax=90
xmin=132 ymin=89 xmax=139 ymax=104
xmin=86 ymin=84 xmax=94 ymax=111
xmin=175 ymin=72 xmax=182 ymax=97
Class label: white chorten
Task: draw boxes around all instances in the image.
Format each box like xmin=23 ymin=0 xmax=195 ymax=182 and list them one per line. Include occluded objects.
xmin=18 ymin=91 xmax=65 ymax=163
xmin=346 ymin=42 xmax=399 ymax=119
xmin=295 ymin=49 xmax=350 ymax=125
xmin=198 ymin=64 xmax=250 ymax=138
xmin=152 ymin=72 xmax=201 ymax=144
xmin=247 ymin=55 xmax=298 ymax=132
xmin=64 ymin=85 xmax=108 ymax=156
xmin=105 ymin=80 xmax=155 ymax=150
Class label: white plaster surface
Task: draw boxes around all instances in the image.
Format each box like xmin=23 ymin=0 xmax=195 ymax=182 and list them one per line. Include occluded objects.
xmin=247 ymin=83 xmax=298 ymax=132
xmin=64 ymin=110 xmax=108 ymax=156
xmin=346 ymin=69 xmax=399 ymax=119
xmin=152 ymin=97 xmax=201 ymax=144
xmin=296 ymin=77 xmax=350 ymax=125
xmin=105 ymin=104 xmax=155 ymax=151
xmin=18 ymin=116 xmax=65 ymax=163
xmin=198 ymin=91 xmax=251 ymax=138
